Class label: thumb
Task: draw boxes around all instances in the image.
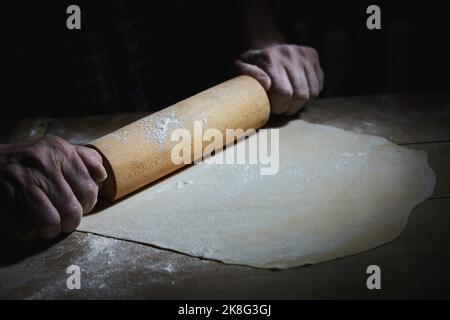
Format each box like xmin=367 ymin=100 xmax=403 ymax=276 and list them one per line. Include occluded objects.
xmin=76 ymin=146 xmax=107 ymax=184
xmin=234 ymin=60 xmax=271 ymax=91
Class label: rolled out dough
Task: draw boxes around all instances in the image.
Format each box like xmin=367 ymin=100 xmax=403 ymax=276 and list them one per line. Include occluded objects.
xmin=78 ymin=120 xmax=435 ymax=269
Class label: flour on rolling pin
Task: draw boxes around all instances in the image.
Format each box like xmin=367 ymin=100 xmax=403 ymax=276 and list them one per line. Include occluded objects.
xmin=88 ymin=76 xmax=270 ymax=201
xmin=109 ymin=112 xmax=181 ymax=145
xmin=109 ymin=130 xmax=129 ymax=143
xmin=138 ymin=111 xmax=181 ymax=145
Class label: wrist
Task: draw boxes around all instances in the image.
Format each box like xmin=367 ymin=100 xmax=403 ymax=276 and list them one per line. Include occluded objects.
xmin=242 ymin=0 xmax=286 ymax=50
xmin=247 ymin=32 xmax=286 ymax=50
xmin=0 ymin=144 xmax=12 ymax=161
xmin=0 ymin=144 xmax=11 ymax=151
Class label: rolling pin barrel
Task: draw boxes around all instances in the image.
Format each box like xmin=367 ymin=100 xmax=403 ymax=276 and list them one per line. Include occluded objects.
xmin=88 ymin=76 xmax=270 ymax=201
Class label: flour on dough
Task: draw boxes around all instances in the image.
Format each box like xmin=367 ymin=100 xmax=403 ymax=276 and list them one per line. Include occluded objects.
xmin=78 ymin=120 xmax=435 ymax=269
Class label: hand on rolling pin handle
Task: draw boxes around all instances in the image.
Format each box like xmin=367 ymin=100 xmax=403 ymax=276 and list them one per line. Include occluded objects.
xmin=0 ymin=136 xmax=107 ymax=240
xmin=235 ymin=44 xmax=324 ymax=116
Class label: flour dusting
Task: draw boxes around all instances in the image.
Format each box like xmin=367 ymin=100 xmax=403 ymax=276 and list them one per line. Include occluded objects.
xmin=110 ymin=130 xmax=129 ymax=143
xmin=84 ymin=233 xmax=119 ymax=261
xmin=139 ymin=111 xmax=181 ymax=145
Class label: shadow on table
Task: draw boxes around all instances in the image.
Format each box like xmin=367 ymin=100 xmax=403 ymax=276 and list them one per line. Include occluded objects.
xmin=0 ymin=227 xmax=68 ymax=267
xmin=265 ymin=113 xmax=297 ymax=128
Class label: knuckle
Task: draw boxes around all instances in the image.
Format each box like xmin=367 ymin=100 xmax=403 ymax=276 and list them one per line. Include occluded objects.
xmin=93 ymin=150 xmax=103 ymax=163
xmin=20 ymin=147 xmax=46 ymax=166
xmin=279 ymin=45 xmax=292 ymax=57
xmin=84 ymin=147 xmax=103 ymax=163
xmin=85 ymin=181 xmax=98 ymax=199
xmin=274 ymin=85 xmax=293 ymax=99
xmin=44 ymin=136 xmax=73 ymax=154
xmin=61 ymin=200 xmax=82 ymax=230
xmin=307 ymin=47 xmax=320 ymax=62
xmin=78 ymin=181 xmax=98 ymax=211
xmin=65 ymin=198 xmax=83 ymax=217
xmin=293 ymin=90 xmax=309 ymax=101
xmin=298 ymin=46 xmax=316 ymax=59
xmin=266 ymin=47 xmax=277 ymax=60
xmin=44 ymin=135 xmax=65 ymax=145
xmin=16 ymin=138 xmax=72 ymax=174
xmin=21 ymin=148 xmax=58 ymax=177
xmin=38 ymin=208 xmax=60 ymax=228
xmin=307 ymin=81 xmax=320 ymax=98
xmin=308 ymin=46 xmax=318 ymax=56
xmin=289 ymin=44 xmax=302 ymax=55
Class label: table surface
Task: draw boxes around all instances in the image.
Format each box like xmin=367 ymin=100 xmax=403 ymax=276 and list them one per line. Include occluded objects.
xmin=0 ymin=92 xmax=449 ymax=299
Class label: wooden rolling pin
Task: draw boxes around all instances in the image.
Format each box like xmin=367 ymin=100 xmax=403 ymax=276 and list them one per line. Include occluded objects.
xmin=88 ymin=76 xmax=270 ymax=201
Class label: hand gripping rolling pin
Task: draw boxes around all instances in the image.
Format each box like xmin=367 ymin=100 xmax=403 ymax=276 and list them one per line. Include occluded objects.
xmin=88 ymin=76 xmax=270 ymax=201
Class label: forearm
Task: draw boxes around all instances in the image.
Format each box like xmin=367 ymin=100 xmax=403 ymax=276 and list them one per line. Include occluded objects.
xmin=242 ymin=0 xmax=286 ymax=49
xmin=0 ymin=144 xmax=10 ymax=153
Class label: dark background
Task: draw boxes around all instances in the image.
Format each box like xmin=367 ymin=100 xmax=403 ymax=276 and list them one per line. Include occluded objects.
xmin=276 ymin=0 xmax=450 ymax=97
xmin=0 ymin=1 xmax=449 ymax=119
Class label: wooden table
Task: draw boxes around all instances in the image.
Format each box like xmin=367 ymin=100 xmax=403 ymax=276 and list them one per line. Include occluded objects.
xmin=0 ymin=92 xmax=449 ymax=299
